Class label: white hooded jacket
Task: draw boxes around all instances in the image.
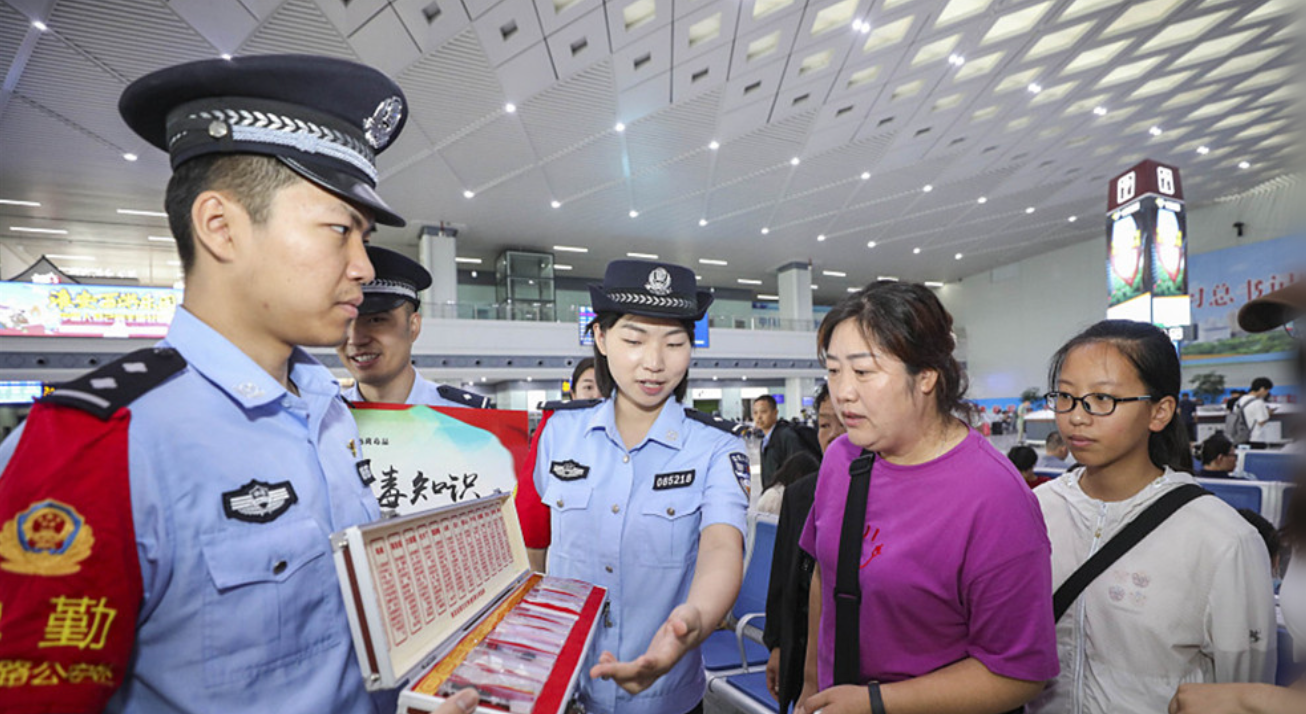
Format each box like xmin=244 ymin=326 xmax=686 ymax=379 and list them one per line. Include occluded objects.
xmin=1028 ymin=467 xmax=1276 ymax=714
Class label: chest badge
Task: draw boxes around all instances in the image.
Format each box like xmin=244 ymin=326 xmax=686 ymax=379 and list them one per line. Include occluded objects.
xmin=550 ymin=459 xmax=590 ymax=481
xmin=653 ymin=469 xmax=695 ymax=490
xmin=222 ymin=480 xmax=298 ymax=523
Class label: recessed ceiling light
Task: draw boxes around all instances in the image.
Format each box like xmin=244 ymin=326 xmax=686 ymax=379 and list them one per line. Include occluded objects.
xmin=761 ymin=227 xmax=770 ymax=235
xmin=1027 ymin=83 xmax=1043 ymax=94
xmin=737 ymin=278 xmax=763 ymax=285
xmin=823 ymin=270 xmax=846 ymax=277
xmin=148 ymin=235 xmax=172 ymax=242
xmin=553 ymin=245 xmax=589 ymax=253
xmin=627 ymin=252 xmax=659 ymax=259
xmin=629 ymin=209 xmax=639 ymax=218
xmin=790 ymin=157 xmax=801 ymax=166
xmin=9 ymin=226 xmax=68 ymax=234
xmin=455 ymin=257 xmax=483 ymax=264
xmin=614 ymin=122 xmax=626 ymax=132
xmin=1196 ymin=146 xmax=1211 ymax=155
xmin=817 ymin=234 xmax=826 ymax=241
xmin=742 ymin=375 xmax=748 ymax=381
xmin=757 ymin=294 xmax=780 ymax=300
xmin=1093 ymin=106 xmax=1109 ymax=116
xmin=708 ymin=140 xmax=720 ymax=150
xmin=811 ymin=284 xmax=819 ymax=289
xmin=554 ymin=264 xmax=573 ymax=271
xmin=847 ymin=287 xmax=859 ymax=293
xmin=46 ymin=254 xmax=94 ymax=261
xmin=1149 ymin=126 xmax=1163 ymax=136
xmin=925 ymin=281 xmax=944 ymax=288
xmin=1068 ymin=216 xmax=1078 ymax=223
xmin=954 ymin=252 xmax=963 ymax=260
xmin=504 ymin=103 xmax=517 ymax=113
xmin=913 ymin=247 xmax=922 ymax=254
xmin=1026 ymin=207 xmax=1036 ymax=214
xmin=877 ymin=276 xmax=899 ymax=281
xmin=463 ymin=190 xmax=475 ymax=198
xmin=1239 ymin=161 xmax=1251 ymax=169
xmin=221 ymin=53 xmax=233 ymax=61
xmin=948 ymin=53 xmax=965 ymax=66
xmin=699 ymin=218 xmax=708 ymax=226
xmin=923 ymin=184 xmax=933 ymax=192
xmin=481 ymin=377 xmax=487 ymax=382
xmin=551 ymin=200 xmax=562 ymax=208
xmin=860 ymin=171 xmax=871 ymax=180
xmin=867 ymin=240 xmax=877 ymax=248
xmin=117 ymin=208 xmax=167 ymax=217
xmin=977 ymin=196 xmax=988 ymax=204
xmin=700 ymin=258 xmax=728 ymax=266
xmin=0 ymin=199 xmax=40 ymax=207
xmin=123 ymin=152 xmax=138 ymax=161
xmin=32 ymin=20 xmax=47 ymax=31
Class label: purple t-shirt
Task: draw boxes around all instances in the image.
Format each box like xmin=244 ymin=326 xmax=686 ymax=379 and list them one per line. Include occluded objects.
xmin=800 ymin=430 xmax=1059 ymax=689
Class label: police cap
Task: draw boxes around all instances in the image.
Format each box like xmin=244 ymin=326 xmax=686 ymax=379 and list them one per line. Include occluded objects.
xmin=360 ymin=245 xmax=432 ymax=315
xmin=589 ymin=260 xmax=712 ymax=321
xmin=119 ymin=54 xmax=408 ymax=226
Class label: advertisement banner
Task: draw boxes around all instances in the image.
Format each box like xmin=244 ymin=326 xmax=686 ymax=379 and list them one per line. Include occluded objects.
xmin=0 ymin=282 xmax=180 ymax=338
xmin=350 ymin=405 xmax=530 ymax=516
xmin=1182 ymin=233 xmax=1306 ymax=362
xmin=1106 ymin=200 xmax=1152 ymax=307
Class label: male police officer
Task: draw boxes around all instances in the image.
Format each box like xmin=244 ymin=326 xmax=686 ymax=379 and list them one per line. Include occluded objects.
xmin=337 ymin=245 xmax=491 ymax=408
xmin=0 ymin=56 xmax=476 ymax=714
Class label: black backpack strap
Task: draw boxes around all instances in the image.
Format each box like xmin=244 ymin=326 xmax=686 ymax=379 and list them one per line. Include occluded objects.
xmin=833 ymin=449 xmax=874 ymax=686
xmin=1052 ymin=484 xmax=1210 ymax=622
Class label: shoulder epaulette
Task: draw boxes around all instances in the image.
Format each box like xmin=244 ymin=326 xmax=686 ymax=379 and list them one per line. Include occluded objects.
xmin=540 ymin=398 xmax=602 ymax=412
xmin=436 ymin=384 xmax=493 ymax=409
xmin=41 ymin=347 xmax=187 ymax=420
xmin=684 ymin=408 xmax=749 ymax=437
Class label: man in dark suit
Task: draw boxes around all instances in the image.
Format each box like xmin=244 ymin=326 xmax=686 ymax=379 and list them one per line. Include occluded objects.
xmin=754 ymin=394 xmax=810 ymax=490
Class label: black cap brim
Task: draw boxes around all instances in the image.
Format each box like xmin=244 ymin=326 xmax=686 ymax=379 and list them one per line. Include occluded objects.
xmin=279 ymin=156 xmax=405 ymax=227
xmin=359 ymin=294 xmax=412 ymax=315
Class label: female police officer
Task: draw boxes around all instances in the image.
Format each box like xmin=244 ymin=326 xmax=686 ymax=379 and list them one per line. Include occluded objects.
xmin=515 ymin=260 xmax=749 ymax=714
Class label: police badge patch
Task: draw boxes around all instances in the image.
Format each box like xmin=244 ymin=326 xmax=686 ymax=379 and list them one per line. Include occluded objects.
xmin=0 ymin=500 xmax=95 ymax=576
xmin=729 ymin=452 xmax=751 ymax=494
xmin=645 ymin=267 xmax=673 ymax=296
xmin=222 ymin=480 xmax=298 ymax=523
xmin=549 ymin=460 xmax=590 ymax=481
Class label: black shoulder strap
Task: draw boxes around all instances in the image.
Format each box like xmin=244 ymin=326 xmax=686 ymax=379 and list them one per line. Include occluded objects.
xmin=41 ymin=347 xmax=186 ymax=420
xmin=833 ymin=449 xmax=874 ymax=685
xmin=436 ymin=384 xmax=492 ymax=409
xmin=539 ymin=398 xmax=602 ymax=411
xmin=683 ymin=407 xmax=749 ymax=437
xmin=1052 ymin=484 xmax=1209 ymax=622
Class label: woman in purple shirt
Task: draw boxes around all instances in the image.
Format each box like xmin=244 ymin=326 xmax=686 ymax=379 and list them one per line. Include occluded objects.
xmin=796 ymin=282 xmax=1059 ymax=714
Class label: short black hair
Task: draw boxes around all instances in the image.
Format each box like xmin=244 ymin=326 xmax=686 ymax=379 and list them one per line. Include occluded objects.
xmin=1251 ymin=377 xmax=1274 ymax=392
xmin=1007 ymin=445 xmax=1038 ymax=472
xmin=164 ymin=154 xmax=301 ymax=272
xmin=570 ymin=357 xmax=595 ymax=393
xmin=813 ymin=384 xmax=831 ymax=412
xmin=772 ymin=451 xmax=821 ymax=489
xmin=754 ymin=395 xmax=778 ymax=410
xmin=1200 ymin=432 xmax=1235 ymax=466
xmin=1045 ymin=431 xmax=1065 ymax=450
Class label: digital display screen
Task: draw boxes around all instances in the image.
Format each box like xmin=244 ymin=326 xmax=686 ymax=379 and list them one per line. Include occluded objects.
xmin=0 ymin=381 xmax=45 ymax=405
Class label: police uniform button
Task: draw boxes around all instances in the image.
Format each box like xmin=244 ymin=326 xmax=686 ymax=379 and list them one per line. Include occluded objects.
xmin=605 ymin=565 xmax=614 ymax=573
xmin=273 ymin=560 xmax=288 ymax=575
xmin=556 ymin=499 xmax=564 ymax=508
xmin=208 ymin=119 xmax=229 ymax=138
xmin=622 ymin=455 xmax=630 ymax=464
xmin=611 ymin=504 xmax=620 ymax=514
xmin=666 ymin=507 xmax=676 ymax=516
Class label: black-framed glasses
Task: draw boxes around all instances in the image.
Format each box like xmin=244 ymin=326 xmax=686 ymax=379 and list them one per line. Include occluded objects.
xmin=1044 ymin=391 xmax=1154 ymax=416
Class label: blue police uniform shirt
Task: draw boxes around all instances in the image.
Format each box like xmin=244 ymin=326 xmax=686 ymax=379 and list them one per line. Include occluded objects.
xmin=342 ymin=367 xmax=478 ymax=408
xmin=0 ymin=307 xmax=390 ymax=713
xmin=533 ymin=399 xmax=749 ymax=714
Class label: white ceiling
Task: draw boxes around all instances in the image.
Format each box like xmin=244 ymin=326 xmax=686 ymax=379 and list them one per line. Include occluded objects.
xmin=0 ymin=0 xmax=1299 ymax=302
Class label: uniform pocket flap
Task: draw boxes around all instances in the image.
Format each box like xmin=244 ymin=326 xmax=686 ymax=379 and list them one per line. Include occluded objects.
xmin=202 ymin=518 xmax=328 ymax=590
xmin=641 ymin=492 xmax=703 ymax=520
xmin=542 ymin=482 xmax=593 ymax=512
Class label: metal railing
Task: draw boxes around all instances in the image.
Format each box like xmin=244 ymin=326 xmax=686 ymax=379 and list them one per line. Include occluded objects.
xmin=425 ymin=303 xmax=820 ymax=332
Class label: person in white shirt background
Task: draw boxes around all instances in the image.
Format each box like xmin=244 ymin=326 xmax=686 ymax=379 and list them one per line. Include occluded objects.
xmin=1236 ymin=377 xmax=1275 ymax=448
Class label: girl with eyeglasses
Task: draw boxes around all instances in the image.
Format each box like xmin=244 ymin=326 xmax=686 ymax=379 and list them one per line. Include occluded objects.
xmin=1027 ymin=320 xmax=1276 ymax=714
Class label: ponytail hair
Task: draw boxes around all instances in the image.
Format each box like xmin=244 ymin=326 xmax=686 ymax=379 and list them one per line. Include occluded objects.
xmin=1047 ymin=320 xmax=1192 ymax=474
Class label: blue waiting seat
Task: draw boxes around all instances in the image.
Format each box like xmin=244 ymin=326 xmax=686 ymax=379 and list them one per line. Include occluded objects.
xmin=707 ymin=670 xmax=780 ymax=714
xmin=1276 ymin=628 xmax=1300 ymax=686
xmin=1196 ymin=479 xmax=1264 ymax=514
xmin=1244 ymin=451 xmax=1298 ymax=483
xmin=704 ymin=517 xmax=777 ymax=672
